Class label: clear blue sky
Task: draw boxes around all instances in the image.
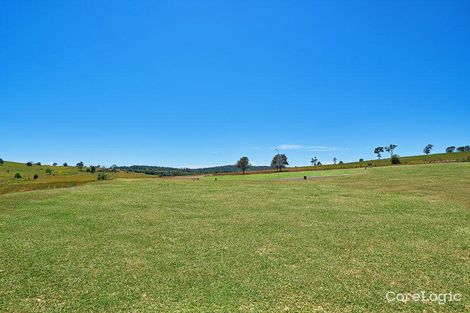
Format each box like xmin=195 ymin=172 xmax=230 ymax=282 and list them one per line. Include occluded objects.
xmin=1 ymin=0 xmax=469 ymax=168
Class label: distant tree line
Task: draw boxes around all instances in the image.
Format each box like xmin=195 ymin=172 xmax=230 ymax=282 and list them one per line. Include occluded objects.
xmin=5 ymin=142 xmax=469 ymax=179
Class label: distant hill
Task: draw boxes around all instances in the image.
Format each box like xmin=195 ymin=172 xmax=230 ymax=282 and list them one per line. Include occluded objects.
xmin=118 ymin=164 xmax=271 ymax=176
xmin=118 ymin=151 xmax=470 ymax=177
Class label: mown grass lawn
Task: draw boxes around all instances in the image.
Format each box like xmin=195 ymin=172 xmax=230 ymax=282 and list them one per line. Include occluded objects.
xmin=0 ymin=163 xmax=469 ymax=312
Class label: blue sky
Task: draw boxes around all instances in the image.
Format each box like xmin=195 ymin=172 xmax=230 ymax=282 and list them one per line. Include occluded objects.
xmin=1 ymin=0 xmax=469 ymax=168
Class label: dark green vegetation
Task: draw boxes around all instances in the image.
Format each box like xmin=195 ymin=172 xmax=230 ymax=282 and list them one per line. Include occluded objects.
xmin=236 ymin=156 xmax=250 ymax=174
xmin=117 ymin=164 xmax=272 ymax=176
xmin=271 ymin=153 xmax=289 ymax=172
xmin=1 ymin=163 xmax=469 ymax=312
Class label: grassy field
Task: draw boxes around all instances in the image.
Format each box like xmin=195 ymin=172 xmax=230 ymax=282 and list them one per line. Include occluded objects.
xmin=1 ymin=163 xmax=469 ymax=312
xmin=216 ymin=151 xmax=470 ymax=176
xmin=0 ymin=161 xmax=147 ymax=195
xmin=203 ymin=168 xmax=364 ymax=181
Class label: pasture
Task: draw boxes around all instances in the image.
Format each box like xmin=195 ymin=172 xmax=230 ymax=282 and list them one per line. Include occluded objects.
xmin=0 ymin=163 xmax=469 ymax=312
xmin=204 ymin=168 xmax=364 ymax=181
xmin=0 ymin=161 xmax=146 ymax=195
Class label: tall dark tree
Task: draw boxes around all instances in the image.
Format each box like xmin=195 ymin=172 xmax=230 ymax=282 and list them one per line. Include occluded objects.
xmin=423 ymin=144 xmax=433 ymax=155
xmin=0 ymin=158 xmax=4 ymax=165
xmin=374 ymin=147 xmax=384 ymax=159
xmin=445 ymin=146 xmax=456 ymax=153
xmin=311 ymin=157 xmax=318 ymax=166
xmin=271 ymin=154 xmax=288 ymax=172
xmin=385 ymin=144 xmax=397 ymax=157
xmin=63 ymin=162 xmax=68 ymax=167
xmin=76 ymin=161 xmax=84 ymax=169
xmin=236 ymin=156 xmax=250 ymax=174
xmin=333 ymin=157 xmax=337 ymax=165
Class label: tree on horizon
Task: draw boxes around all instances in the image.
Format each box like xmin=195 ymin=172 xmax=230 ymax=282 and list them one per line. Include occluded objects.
xmin=385 ymin=144 xmax=397 ymax=157
xmin=374 ymin=147 xmax=384 ymax=159
xmin=423 ymin=144 xmax=433 ymax=155
xmin=271 ymin=154 xmax=288 ymax=172
xmin=446 ymin=146 xmax=455 ymax=153
xmin=236 ymin=156 xmax=250 ymax=175
xmin=311 ymin=157 xmax=318 ymax=166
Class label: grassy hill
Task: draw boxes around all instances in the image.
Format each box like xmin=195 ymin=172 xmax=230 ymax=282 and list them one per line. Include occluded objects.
xmin=0 ymin=161 xmax=147 ymax=195
xmin=214 ymin=151 xmax=470 ymax=176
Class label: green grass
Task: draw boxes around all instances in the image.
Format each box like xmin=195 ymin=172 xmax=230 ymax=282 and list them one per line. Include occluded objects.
xmin=204 ymin=168 xmax=364 ymax=180
xmin=0 ymin=161 xmax=147 ymax=195
xmin=1 ymin=163 xmax=469 ymax=312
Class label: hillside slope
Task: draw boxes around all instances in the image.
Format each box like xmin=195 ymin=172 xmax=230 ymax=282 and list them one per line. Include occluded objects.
xmin=0 ymin=161 xmax=147 ymax=195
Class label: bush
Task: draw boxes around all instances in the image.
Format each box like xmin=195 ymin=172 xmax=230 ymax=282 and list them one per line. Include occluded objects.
xmin=359 ymin=158 xmax=364 ymax=162
xmin=0 ymin=158 xmax=4 ymax=165
xmin=53 ymin=163 xmax=57 ymax=166
xmin=63 ymin=163 xmax=68 ymax=167
xmin=45 ymin=168 xmax=53 ymax=175
xmin=14 ymin=173 xmax=22 ymax=179
xmin=33 ymin=174 xmax=38 ymax=179
xmin=97 ymin=173 xmax=108 ymax=181
xmin=26 ymin=162 xmax=33 ymax=166
xmin=90 ymin=166 xmax=96 ymax=173
xmin=34 ymin=162 xmax=41 ymax=166
xmin=391 ymin=154 xmax=400 ymax=165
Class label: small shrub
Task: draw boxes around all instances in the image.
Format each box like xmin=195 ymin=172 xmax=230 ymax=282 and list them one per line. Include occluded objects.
xmin=14 ymin=173 xmax=22 ymax=179
xmin=97 ymin=173 xmax=108 ymax=181
xmin=90 ymin=166 xmax=96 ymax=173
xmin=33 ymin=174 xmax=39 ymax=179
xmin=26 ymin=162 xmax=33 ymax=166
xmin=391 ymin=154 xmax=400 ymax=165
xmin=45 ymin=168 xmax=53 ymax=175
